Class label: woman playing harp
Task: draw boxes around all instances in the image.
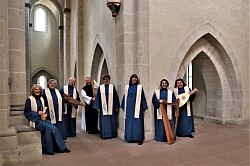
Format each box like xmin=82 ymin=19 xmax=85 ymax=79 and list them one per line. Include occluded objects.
xmin=152 ymin=79 xmax=176 ymax=142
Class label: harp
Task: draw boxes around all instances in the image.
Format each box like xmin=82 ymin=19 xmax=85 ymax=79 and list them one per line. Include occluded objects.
xmin=159 ymin=99 xmax=179 ymax=144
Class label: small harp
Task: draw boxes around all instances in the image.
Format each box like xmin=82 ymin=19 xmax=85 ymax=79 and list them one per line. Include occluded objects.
xmin=159 ymin=100 xmax=179 ymax=145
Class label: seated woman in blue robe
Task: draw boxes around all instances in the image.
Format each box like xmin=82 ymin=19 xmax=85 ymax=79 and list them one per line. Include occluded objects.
xmin=93 ymin=74 xmax=120 ymax=139
xmin=24 ymin=84 xmax=70 ymax=155
xmin=173 ymin=79 xmax=196 ymax=138
xmin=42 ymin=79 xmax=67 ymax=140
xmin=121 ymin=74 xmax=148 ymax=145
xmin=152 ymin=79 xmax=176 ymax=142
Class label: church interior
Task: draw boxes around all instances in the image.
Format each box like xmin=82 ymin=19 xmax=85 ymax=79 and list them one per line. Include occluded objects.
xmin=0 ymin=0 xmax=249 ymax=165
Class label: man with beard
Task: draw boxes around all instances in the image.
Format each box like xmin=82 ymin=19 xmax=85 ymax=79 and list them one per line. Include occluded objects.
xmin=81 ymin=77 xmax=99 ymax=134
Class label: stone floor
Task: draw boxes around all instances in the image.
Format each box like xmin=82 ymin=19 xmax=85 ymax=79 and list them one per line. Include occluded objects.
xmin=7 ymin=118 xmax=249 ymax=166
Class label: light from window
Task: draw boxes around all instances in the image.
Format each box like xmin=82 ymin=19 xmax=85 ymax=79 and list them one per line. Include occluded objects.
xmin=37 ymin=75 xmax=47 ymax=89
xmin=186 ymin=62 xmax=193 ymax=89
xmin=34 ymin=8 xmax=46 ymax=32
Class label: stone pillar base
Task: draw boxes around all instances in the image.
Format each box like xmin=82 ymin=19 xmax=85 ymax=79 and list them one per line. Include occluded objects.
xmin=204 ymin=116 xmax=249 ymax=125
xmin=118 ymin=129 xmax=155 ymax=141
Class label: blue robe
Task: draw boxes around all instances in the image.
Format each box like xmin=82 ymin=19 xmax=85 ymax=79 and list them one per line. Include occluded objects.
xmin=93 ymin=84 xmax=120 ymax=139
xmin=43 ymin=89 xmax=67 ymax=140
xmin=24 ymin=96 xmax=67 ymax=154
xmin=59 ymin=86 xmax=80 ymax=137
xmin=152 ymin=89 xmax=176 ymax=142
xmin=121 ymin=85 xmax=148 ymax=142
xmin=176 ymin=88 xmax=196 ymax=136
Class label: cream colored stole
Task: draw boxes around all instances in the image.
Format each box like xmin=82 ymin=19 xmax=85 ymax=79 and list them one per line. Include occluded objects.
xmin=29 ymin=96 xmax=45 ymax=128
xmin=155 ymin=89 xmax=173 ymax=120
xmin=44 ymin=88 xmax=62 ymax=124
xmin=100 ymin=84 xmax=113 ymax=115
xmin=174 ymin=86 xmax=191 ymax=116
xmin=63 ymin=85 xmax=77 ymax=118
xmin=124 ymin=85 xmax=142 ymax=119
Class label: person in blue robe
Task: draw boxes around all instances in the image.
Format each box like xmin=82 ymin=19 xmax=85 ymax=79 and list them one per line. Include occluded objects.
xmin=24 ymin=84 xmax=70 ymax=155
xmin=93 ymin=74 xmax=120 ymax=139
xmin=59 ymin=77 xmax=80 ymax=137
xmin=42 ymin=79 xmax=67 ymax=140
xmin=121 ymin=74 xmax=148 ymax=145
xmin=174 ymin=78 xmax=196 ymax=138
xmin=152 ymin=79 xmax=176 ymax=142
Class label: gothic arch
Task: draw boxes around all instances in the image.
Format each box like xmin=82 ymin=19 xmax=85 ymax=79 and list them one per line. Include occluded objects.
xmin=90 ymin=35 xmax=110 ymax=84
xmin=168 ymin=23 xmax=243 ymax=124
xmin=32 ymin=67 xmax=58 ymax=87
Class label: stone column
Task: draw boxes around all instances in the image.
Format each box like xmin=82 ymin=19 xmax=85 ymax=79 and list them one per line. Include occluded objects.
xmin=8 ymin=0 xmax=26 ymax=106
xmin=0 ymin=0 xmax=25 ymax=164
xmin=116 ymin=0 xmax=153 ymax=140
xmin=0 ymin=0 xmax=9 ymax=131
xmin=64 ymin=0 xmax=71 ymax=84
xmin=25 ymin=0 xmax=31 ymax=97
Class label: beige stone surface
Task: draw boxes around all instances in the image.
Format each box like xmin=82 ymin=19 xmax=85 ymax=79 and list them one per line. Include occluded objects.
xmin=8 ymin=118 xmax=249 ymax=166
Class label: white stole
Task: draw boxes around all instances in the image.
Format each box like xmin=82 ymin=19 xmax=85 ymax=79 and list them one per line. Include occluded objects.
xmin=44 ymin=88 xmax=62 ymax=124
xmin=124 ymin=85 xmax=142 ymax=119
xmin=174 ymin=86 xmax=191 ymax=116
xmin=155 ymin=89 xmax=173 ymax=120
xmin=63 ymin=85 xmax=77 ymax=118
xmin=100 ymin=84 xmax=113 ymax=115
xmin=29 ymin=96 xmax=45 ymax=128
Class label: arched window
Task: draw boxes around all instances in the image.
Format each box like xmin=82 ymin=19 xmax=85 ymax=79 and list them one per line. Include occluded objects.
xmin=185 ymin=62 xmax=193 ymax=89
xmin=37 ymin=75 xmax=47 ymax=89
xmin=34 ymin=7 xmax=47 ymax=32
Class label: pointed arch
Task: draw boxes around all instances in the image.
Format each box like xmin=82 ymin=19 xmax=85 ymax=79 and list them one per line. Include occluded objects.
xmin=168 ymin=23 xmax=243 ymax=124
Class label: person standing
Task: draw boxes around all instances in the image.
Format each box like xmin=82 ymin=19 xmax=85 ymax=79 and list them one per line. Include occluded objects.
xmin=81 ymin=77 xmax=99 ymax=134
xmin=43 ymin=79 xmax=67 ymax=140
xmin=93 ymin=74 xmax=120 ymax=139
xmin=152 ymin=79 xmax=176 ymax=142
xmin=173 ymin=78 xmax=196 ymax=138
xmin=24 ymin=84 xmax=70 ymax=155
xmin=121 ymin=74 xmax=148 ymax=145
xmin=59 ymin=77 xmax=80 ymax=137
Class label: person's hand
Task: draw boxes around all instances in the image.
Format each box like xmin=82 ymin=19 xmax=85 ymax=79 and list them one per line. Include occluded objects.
xmin=41 ymin=114 xmax=47 ymax=121
xmin=38 ymin=111 xmax=44 ymax=115
xmin=92 ymin=97 xmax=96 ymax=101
xmin=159 ymin=99 xmax=165 ymax=103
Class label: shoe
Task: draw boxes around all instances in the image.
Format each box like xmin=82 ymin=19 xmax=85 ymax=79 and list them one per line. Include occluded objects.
xmin=43 ymin=151 xmax=54 ymax=155
xmin=188 ymin=135 xmax=194 ymax=138
xmin=59 ymin=148 xmax=71 ymax=153
xmin=138 ymin=141 xmax=143 ymax=145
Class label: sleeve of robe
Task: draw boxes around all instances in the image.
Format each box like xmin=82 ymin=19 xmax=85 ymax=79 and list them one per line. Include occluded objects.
xmin=121 ymin=95 xmax=125 ymax=110
xmin=42 ymin=90 xmax=51 ymax=121
xmin=24 ymin=98 xmax=39 ymax=122
xmin=113 ymin=86 xmax=120 ymax=110
xmin=93 ymin=87 xmax=101 ymax=110
xmin=152 ymin=92 xmax=160 ymax=109
xmin=141 ymin=87 xmax=148 ymax=111
xmin=74 ymin=89 xmax=80 ymax=109
xmin=81 ymin=89 xmax=92 ymax=105
xmin=189 ymin=88 xmax=196 ymax=103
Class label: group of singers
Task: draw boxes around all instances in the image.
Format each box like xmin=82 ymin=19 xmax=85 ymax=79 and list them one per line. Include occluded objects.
xmin=24 ymin=74 xmax=196 ymax=155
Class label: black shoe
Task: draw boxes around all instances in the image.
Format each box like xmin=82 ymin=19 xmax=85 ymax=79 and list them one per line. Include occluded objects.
xmin=188 ymin=134 xmax=194 ymax=138
xmin=43 ymin=151 xmax=54 ymax=155
xmin=138 ymin=141 xmax=143 ymax=145
xmin=59 ymin=148 xmax=71 ymax=153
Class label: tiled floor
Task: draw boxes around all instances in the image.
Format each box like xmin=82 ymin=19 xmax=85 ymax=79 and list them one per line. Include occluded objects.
xmin=8 ymin=118 xmax=249 ymax=166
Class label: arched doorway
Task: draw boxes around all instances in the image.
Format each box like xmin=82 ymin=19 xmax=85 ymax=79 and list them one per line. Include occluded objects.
xmin=169 ymin=23 xmax=243 ymax=124
xmin=91 ymin=43 xmax=109 ymax=85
